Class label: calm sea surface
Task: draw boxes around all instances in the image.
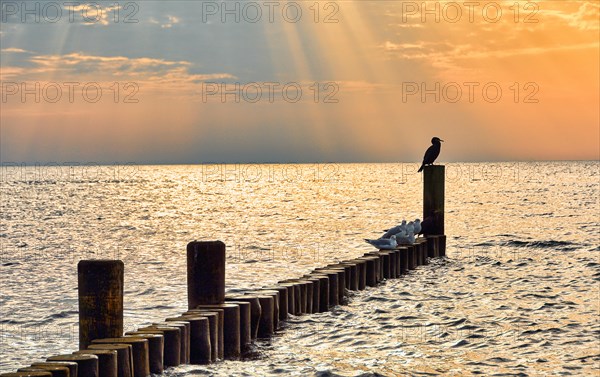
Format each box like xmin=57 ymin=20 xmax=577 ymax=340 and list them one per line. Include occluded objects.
xmin=1 ymin=162 xmax=598 ymax=376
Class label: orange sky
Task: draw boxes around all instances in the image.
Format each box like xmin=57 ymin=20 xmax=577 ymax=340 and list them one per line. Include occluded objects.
xmin=1 ymin=1 xmax=598 ymax=162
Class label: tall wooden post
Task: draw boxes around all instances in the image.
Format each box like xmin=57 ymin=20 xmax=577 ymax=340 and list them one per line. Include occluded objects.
xmin=423 ymin=165 xmax=445 ymax=235
xmin=187 ymin=241 xmax=226 ymax=308
xmin=78 ymin=260 xmax=124 ymax=350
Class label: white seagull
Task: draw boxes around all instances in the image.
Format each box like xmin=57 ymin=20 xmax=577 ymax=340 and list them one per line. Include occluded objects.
xmin=413 ymin=219 xmax=422 ymax=236
xmin=382 ymin=220 xmax=406 ymax=239
xmin=365 ymin=235 xmax=397 ymax=250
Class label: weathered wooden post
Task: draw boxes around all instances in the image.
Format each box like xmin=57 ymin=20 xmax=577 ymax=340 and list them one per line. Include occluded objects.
xmin=397 ymin=247 xmax=407 ymax=274
xmin=88 ymin=343 xmax=134 ymax=377
xmin=78 ymin=260 xmax=124 ymax=350
xmin=168 ymin=316 xmax=212 ymax=364
xmin=182 ymin=310 xmax=222 ymax=361
xmin=439 ymin=235 xmax=447 ymax=257
xmin=276 ymin=283 xmax=297 ymax=315
xmin=220 ymin=300 xmax=252 ymax=353
xmin=47 ymin=354 xmax=99 ymax=377
xmin=316 ymin=268 xmax=345 ymax=304
xmin=253 ymin=290 xmax=280 ymax=329
xmin=163 ymin=319 xmax=191 ymax=363
xmin=136 ymin=326 xmax=181 ymax=367
xmin=312 ymin=269 xmax=339 ymax=306
xmin=225 ymin=295 xmax=261 ymax=340
xmin=25 ymin=365 xmax=71 ymax=376
xmin=194 ymin=304 xmax=240 ymax=359
xmin=423 ymin=165 xmax=445 ymax=255
xmin=307 ymin=274 xmax=329 ymax=312
xmin=91 ymin=338 xmax=149 ymax=377
xmin=123 ymin=334 xmax=163 ymax=374
xmin=187 ymin=241 xmax=226 ymax=308
xmin=31 ymin=362 xmax=78 ymax=377
xmin=153 ymin=322 xmax=188 ymax=364
xmin=4 ymin=372 xmax=52 ymax=377
xmin=260 ymin=286 xmax=289 ymax=321
xmin=298 ymin=277 xmax=320 ymax=313
xmin=73 ymin=349 xmax=118 ymax=377
xmin=347 ymin=259 xmax=366 ymax=289
xmin=16 ymin=368 xmax=62 ymax=377
xmin=406 ymin=245 xmax=416 ymax=270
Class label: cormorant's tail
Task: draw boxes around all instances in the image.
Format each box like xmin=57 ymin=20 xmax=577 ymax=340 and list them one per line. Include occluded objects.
xmin=417 ymin=163 xmax=424 ymax=172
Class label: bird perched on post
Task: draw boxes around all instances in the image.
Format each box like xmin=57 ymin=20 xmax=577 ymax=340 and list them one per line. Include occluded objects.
xmin=418 ymin=215 xmax=434 ymax=236
xmin=417 ymin=137 xmax=444 ymax=172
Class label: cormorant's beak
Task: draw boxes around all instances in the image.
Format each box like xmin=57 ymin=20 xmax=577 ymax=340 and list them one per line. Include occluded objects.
xmin=440 ymin=139 xmax=444 ymax=142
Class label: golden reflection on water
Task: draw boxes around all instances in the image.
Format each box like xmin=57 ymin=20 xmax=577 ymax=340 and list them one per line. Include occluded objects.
xmin=1 ymin=162 xmax=598 ymax=375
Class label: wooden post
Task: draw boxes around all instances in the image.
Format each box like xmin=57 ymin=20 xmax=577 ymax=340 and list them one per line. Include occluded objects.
xmin=31 ymin=362 xmax=78 ymax=377
xmin=73 ymin=349 xmax=118 ymax=377
xmin=319 ymin=268 xmax=345 ymax=304
xmin=416 ymin=239 xmax=428 ymax=265
xmin=423 ymin=164 xmax=444 ymax=235
xmin=254 ymin=295 xmax=274 ymax=337
xmin=123 ymin=334 xmax=163 ymax=374
xmin=252 ymin=290 xmax=280 ymax=328
xmin=26 ymin=364 xmax=71 ymax=376
xmin=397 ymin=247 xmax=407 ymax=274
xmin=88 ymin=343 xmax=134 ymax=377
xmin=439 ymin=235 xmax=447 ymax=257
xmin=297 ymin=277 xmax=320 ymax=313
xmin=78 ymin=260 xmax=124 ymax=350
xmin=307 ymin=274 xmax=329 ymax=312
xmin=136 ymin=326 xmax=181 ymax=367
xmin=281 ymin=280 xmax=309 ymax=314
xmin=16 ymin=368 xmax=58 ymax=377
xmin=194 ymin=304 xmax=240 ymax=359
xmin=47 ymin=354 xmax=99 ymax=377
xmin=314 ymin=270 xmax=338 ymax=306
xmin=153 ymin=322 xmax=188 ymax=365
xmin=225 ymin=295 xmax=261 ymax=340
xmin=168 ymin=316 xmax=212 ymax=364
xmin=346 ymin=259 xmax=366 ymax=289
xmin=275 ymin=283 xmax=296 ymax=316
xmin=163 ymin=320 xmax=190 ymax=364
xmin=187 ymin=241 xmax=226 ymax=308
xmin=260 ymin=286 xmax=289 ymax=321
xmin=91 ymin=338 xmax=149 ymax=377
xmin=406 ymin=245 xmax=415 ymax=270
xmin=358 ymin=257 xmax=378 ymax=287
xmin=221 ymin=301 xmax=252 ymax=353
xmin=182 ymin=311 xmax=220 ymax=361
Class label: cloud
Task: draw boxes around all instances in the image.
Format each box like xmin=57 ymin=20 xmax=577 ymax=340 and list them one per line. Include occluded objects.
xmin=149 ymin=15 xmax=181 ymax=29
xmin=1 ymin=51 xmax=236 ymax=95
xmin=1 ymin=48 xmax=32 ymax=54
xmin=541 ymin=1 xmax=600 ymax=31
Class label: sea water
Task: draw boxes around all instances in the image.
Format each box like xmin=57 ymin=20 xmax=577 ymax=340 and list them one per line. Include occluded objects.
xmin=1 ymin=162 xmax=598 ymax=376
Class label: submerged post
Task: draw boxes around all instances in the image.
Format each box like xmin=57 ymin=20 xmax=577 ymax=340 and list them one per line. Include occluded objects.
xmin=423 ymin=165 xmax=445 ymax=236
xmin=78 ymin=260 xmax=124 ymax=350
xmin=187 ymin=241 xmax=226 ymax=308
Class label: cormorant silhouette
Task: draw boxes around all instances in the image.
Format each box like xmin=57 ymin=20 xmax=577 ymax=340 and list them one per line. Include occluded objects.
xmin=417 ymin=137 xmax=443 ymax=172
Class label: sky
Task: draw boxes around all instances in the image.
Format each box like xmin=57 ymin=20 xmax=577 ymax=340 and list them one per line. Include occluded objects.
xmin=0 ymin=0 xmax=599 ymax=163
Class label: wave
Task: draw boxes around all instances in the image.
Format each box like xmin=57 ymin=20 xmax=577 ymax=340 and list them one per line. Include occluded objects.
xmin=503 ymin=240 xmax=582 ymax=251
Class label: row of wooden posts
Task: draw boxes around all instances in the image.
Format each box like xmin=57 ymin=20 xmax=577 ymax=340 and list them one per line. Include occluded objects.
xmin=1 ymin=165 xmax=446 ymax=377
